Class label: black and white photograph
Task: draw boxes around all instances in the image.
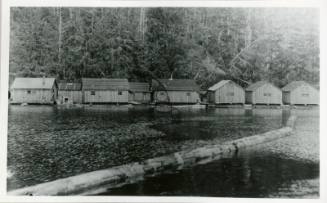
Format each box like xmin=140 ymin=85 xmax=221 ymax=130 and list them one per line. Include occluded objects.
xmin=0 ymin=0 xmax=326 ymax=202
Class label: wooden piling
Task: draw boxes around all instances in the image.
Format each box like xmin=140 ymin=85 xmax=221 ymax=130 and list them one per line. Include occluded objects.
xmin=8 ymin=116 xmax=297 ymax=196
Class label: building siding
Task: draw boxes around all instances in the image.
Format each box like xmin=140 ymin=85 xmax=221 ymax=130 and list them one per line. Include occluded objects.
xmin=282 ymin=92 xmax=291 ymax=104
xmin=214 ymin=82 xmax=245 ymax=104
xmin=284 ymin=85 xmax=319 ymax=105
xmin=208 ymin=91 xmax=215 ymax=103
xmin=83 ymin=90 xmax=128 ymax=103
xmin=11 ymin=88 xmax=57 ymax=104
xmin=252 ymin=84 xmax=282 ymax=105
xmin=129 ymin=92 xmax=151 ymax=103
xmin=58 ymin=90 xmax=83 ymax=104
xmin=245 ymin=91 xmax=253 ymax=104
xmin=154 ymin=91 xmax=200 ymax=104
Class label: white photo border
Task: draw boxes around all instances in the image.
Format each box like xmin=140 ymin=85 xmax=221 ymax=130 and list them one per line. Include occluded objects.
xmin=1 ymin=0 xmax=326 ymax=202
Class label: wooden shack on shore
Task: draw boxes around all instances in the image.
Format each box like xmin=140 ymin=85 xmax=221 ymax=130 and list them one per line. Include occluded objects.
xmin=245 ymin=81 xmax=282 ymax=105
xmin=152 ymin=79 xmax=200 ymax=104
xmin=207 ymin=80 xmax=245 ymax=104
xmin=81 ymin=78 xmax=129 ymax=104
xmin=58 ymin=81 xmax=82 ymax=104
xmin=282 ymin=81 xmax=319 ymax=105
xmin=128 ymin=82 xmax=151 ymax=104
xmin=10 ymin=77 xmax=58 ymax=104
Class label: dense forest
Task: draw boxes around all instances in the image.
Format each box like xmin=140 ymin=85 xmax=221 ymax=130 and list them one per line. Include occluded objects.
xmin=10 ymin=7 xmax=319 ymax=89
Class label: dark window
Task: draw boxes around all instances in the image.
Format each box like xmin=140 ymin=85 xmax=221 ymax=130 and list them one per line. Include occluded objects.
xmin=264 ymin=93 xmax=271 ymax=96
xmin=91 ymin=91 xmax=95 ymax=95
xmin=118 ymin=91 xmax=123 ymax=95
xmin=143 ymin=92 xmax=147 ymax=96
xmin=27 ymin=90 xmax=31 ymax=94
xmin=186 ymin=92 xmax=191 ymax=96
xmin=160 ymin=92 xmax=165 ymax=96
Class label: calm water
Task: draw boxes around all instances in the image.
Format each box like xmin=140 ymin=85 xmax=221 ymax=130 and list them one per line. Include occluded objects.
xmin=7 ymin=105 xmax=319 ymax=197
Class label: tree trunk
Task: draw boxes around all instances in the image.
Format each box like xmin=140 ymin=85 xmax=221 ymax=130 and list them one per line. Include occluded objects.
xmin=139 ymin=8 xmax=147 ymax=42
xmin=58 ymin=7 xmax=63 ymax=78
xmin=245 ymin=9 xmax=252 ymax=47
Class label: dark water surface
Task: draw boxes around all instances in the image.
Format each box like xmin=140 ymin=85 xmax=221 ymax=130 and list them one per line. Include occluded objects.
xmin=104 ymin=155 xmax=318 ymax=197
xmin=7 ymin=105 xmax=319 ymax=197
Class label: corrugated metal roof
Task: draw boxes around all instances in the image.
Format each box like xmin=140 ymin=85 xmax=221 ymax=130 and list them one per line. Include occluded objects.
xmin=282 ymin=81 xmax=314 ymax=92
xmin=58 ymin=82 xmax=82 ymax=91
xmin=129 ymin=82 xmax=150 ymax=92
xmin=208 ymin=80 xmax=231 ymax=91
xmin=82 ymin=78 xmax=129 ymax=90
xmin=246 ymin=81 xmax=272 ymax=91
xmin=11 ymin=77 xmax=56 ymax=89
xmin=152 ymin=79 xmax=200 ymax=92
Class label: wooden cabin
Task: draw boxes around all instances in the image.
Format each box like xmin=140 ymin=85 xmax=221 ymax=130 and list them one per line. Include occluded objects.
xmin=245 ymin=81 xmax=282 ymax=105
xmin=152 ymin=79 xmax=201 ymax=104
xmin=282 ymin=81 xmax=319 ymax=105
xmin=207 ymin=80 xmax=245 ymax=104
xmin=128 ymin=82 xmax=151 ymax=104
xmin=81 ymin=78 xmax=129 ymax=104
xmin=58 ymin=81 xmax=82 ymax=104
xmin=10 ymin=77 xmax=58 ymax=104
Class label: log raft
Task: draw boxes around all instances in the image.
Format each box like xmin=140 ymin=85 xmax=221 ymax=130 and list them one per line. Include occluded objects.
xmin=8 ymin=115 xmax=297 ymax=196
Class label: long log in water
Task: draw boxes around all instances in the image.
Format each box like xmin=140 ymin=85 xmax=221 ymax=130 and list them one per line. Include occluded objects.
xmin=8 ymin=116 xmax=297 ymax=196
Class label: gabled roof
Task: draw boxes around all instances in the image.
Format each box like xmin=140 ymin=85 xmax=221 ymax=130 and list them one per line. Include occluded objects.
xmin=129 ymin=82 xmax=150 ymax=92
xmin=81 ymin=78 xmax=129 ymax=90
xmin=11 ymin=77 xmax=56 ymax=89
xmin=208 ymin=80 xmax=233 ymax=91
xmin=58 ymin=81 xmax=82 ymax=91
xmin=282 ymin=81 xmax=315 ymax=92
xmin=152 ymin=79 xmax=200 ymax=92
xmin=246 ymin=81 xmax=275 ymax=91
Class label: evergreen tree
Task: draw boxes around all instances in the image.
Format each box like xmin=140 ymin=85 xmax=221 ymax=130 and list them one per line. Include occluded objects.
xmin=9 ymin=7 xmax=319 ymax=88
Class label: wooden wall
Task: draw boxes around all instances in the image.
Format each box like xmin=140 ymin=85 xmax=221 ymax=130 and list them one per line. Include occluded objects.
xmin=207 ymin=91 xmax=215 ymax=103
xmin=129 ymin=92 xmax=151 ymax=103
xmin=284 ymin=85 xmax=319 ymax=105
xmin=252 ymin=84 xmax=282 ymax=105
xmin=245 ymin=91 xmax=253 ymax=104
xmin=58 ymin=91 xmax=82 ymax=104
xmin=214 ymin=82 xmax=245 ymax=104
xmin=154 ymin=91 xmax=200 ymax=104
xmin=282 ymin=92 xmax=291 ymax=105
xmin=11 ymin=88 xmax=56 ymax=104
xmin=83 ymin=90 xmax=128 ymax=103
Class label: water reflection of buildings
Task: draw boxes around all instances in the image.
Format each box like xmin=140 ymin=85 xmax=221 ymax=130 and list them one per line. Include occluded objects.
xmin=214 ymin=108 xmax=246 ymax=116
xmin=251 ymin=109 xmax=283 ymax=117
xmin=9 ymin=105 xmax=55 ymax=114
